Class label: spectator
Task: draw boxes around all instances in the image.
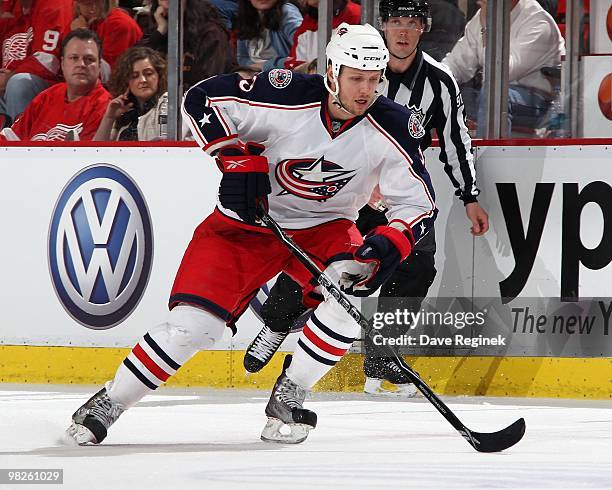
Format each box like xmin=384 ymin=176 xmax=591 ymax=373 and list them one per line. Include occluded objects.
xmin=71 ymin=0 xmax=143 ymax=78
xmin=0 ymin=29 xmax=111 ymax=141
xmin=0 ymin=0 xmax=73 ymax=128
xmin=284 ymin=0 xmax=360 ymax=70
xmin=236 ymin=0 xmax=302 ymax=71
xmin=140 ymin=0 xmax=237 ymax=89
xmin=94 ymin=46 xmax=167 ymax=140
xmin=443 ymin=0 xmax=564 ymax=136
xmin=465 ymin=0 xmax=558 ymax=25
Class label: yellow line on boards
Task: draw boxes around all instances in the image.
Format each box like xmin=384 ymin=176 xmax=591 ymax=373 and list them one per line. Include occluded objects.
xmin=0 ymin=346 xmax=610 ymax=399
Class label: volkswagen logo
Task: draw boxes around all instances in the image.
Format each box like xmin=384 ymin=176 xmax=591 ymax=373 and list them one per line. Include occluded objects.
xmin=48 ymin=164 xmax=153 ymax=329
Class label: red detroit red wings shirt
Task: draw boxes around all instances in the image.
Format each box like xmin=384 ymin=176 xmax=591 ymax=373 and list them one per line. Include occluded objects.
xmin=0 ymin=0 xmax=73 ymax=81
xmin=1 ymin=81 xmax=111 ymax=141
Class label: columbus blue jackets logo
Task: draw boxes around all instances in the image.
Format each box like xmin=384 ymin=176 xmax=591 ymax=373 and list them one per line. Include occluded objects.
xmin=407 ymin=105 xmax=426 ymax=139
xmin=48 ymin=164 xmax=153 ymax=329
xmin=275 ymin=156 xmax=356 ymax=201
xmin=268 ymin=69 xmax=292 ymax=89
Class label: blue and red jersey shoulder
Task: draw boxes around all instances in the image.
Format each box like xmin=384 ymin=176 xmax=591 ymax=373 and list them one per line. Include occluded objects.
xmin=367 ymin=96 xmax=427 ymax=173
xmin=183 ymin=70 xmax=326 ymax=151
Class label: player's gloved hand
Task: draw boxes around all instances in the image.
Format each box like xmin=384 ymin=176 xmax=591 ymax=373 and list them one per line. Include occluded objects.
xmin=216 ymin=142 xmax=271 ymax=225
xmin=340 ymin=226 xmax=413 ymax=297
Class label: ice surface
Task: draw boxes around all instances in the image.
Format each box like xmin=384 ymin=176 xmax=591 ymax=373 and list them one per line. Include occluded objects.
xmin=1 ymin=385 xmax=611 ymax=489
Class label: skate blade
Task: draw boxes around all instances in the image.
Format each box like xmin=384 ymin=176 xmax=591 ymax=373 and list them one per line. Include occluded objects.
xmin=260 ymin=417 xmax=311 ymax=444
xmin=392 ymin=384 xmax=419 ymax=397
xmin=65 ymin=423 xmax=98 ymax=445
xmin=364 ymin=386 xmax=419 ymax=398
xmin=364 ymin=378 xmax=418 ymax=398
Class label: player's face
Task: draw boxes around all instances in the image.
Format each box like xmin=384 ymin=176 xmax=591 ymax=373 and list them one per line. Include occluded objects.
xmin=128 ymin=58 xmax=159 ymax=104
xmin=61 ymin=38 xmax=101 ymax=94
xmin=333 ymin=66 xmax=382 ymax=117
xmin=382 ymin=16 xmax=424 ymax=59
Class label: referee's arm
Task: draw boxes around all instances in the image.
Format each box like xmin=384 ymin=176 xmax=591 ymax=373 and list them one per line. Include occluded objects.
xmin=434 ymin=71 xmax=489 ymax=235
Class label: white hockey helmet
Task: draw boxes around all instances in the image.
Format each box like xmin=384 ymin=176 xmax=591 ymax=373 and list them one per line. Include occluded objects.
xmin=326 ymin=23 xmax=389 ymax=79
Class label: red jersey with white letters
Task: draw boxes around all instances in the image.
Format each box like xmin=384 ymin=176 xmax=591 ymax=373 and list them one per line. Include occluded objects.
xmin=0 ymin=0 xmax=73 ymax=81
xmin=0 ymin=81 xmax=111 ymax=141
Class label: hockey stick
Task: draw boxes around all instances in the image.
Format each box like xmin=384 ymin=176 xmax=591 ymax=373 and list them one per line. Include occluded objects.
xmin=256 ymin=206 xmax=525 ymax=453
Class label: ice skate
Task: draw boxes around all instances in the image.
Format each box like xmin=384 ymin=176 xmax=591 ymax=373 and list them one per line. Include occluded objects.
xmin=363 ymin=356 xmax=418 ymax=397
xmin=261 ymin=355 xmax=317 ymax=444
xmin=244 ymin=324 xmax=289 ymax=373
xmin=66 ymin=387 xmax=125 ymax=445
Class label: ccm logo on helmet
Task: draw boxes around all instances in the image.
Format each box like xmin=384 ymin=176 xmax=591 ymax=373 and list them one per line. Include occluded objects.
xmin=363 ymin=56 xmax=382 ymax=61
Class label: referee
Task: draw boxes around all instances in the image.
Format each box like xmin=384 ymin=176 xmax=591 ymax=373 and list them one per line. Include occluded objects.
xmin=244 ymin=0 xmax=489 ymax=396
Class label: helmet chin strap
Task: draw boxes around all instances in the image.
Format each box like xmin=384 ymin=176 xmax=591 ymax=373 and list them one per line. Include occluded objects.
xmin=324 ymin=72 xmax=388 ymax=118
xmin=324 ymin=74 xmax=355 ymax=117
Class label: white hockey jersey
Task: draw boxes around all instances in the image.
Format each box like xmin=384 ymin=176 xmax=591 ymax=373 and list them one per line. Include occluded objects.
xmin=182 ymin=69 xmax=437 ymax=243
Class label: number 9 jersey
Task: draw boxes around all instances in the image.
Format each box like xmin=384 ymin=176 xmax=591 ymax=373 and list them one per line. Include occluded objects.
xmin=0 ymin=0 xmax=73 ymax=81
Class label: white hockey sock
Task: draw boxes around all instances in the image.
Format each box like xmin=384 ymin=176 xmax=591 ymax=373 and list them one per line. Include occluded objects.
xmin=286 ymin=297 xmax=360 ymax=390
xmin=107 ymin=305 xmax=226 ymax=408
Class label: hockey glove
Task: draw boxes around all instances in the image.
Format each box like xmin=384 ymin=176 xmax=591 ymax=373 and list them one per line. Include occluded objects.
xmin=216 ymin=142 xmax=271 ymax=224
xmin=340 ymin=226 xmax=413 ymax=297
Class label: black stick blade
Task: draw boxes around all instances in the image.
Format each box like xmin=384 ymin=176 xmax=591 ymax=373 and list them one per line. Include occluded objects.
xmin=462 ymin=417 xmax=526 ymax=453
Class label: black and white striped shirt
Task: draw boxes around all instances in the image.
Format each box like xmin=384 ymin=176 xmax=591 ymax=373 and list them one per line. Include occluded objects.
xmin=383 ymin=47 xmax=480 ymax=205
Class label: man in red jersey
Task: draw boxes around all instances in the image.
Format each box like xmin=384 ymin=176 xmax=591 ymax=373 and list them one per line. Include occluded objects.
xmin=0 ymin=0 xmax=73 ymax=127
xmin=0 ymin=28 xmax=111 ymax=141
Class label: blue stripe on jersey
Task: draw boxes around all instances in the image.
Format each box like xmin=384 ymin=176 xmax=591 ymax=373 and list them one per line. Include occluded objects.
xmin=183 ymin=88 xmax=234 ymax=148
xmin=183 ymin=72 xmax=326 ymax=151
xmin=368 ymin=97 xmax=437 ymax=241
xmin=236 ymin=71 xmax=325 ymax=107
xmin=368 ymin=98 xmax=426 ymax=171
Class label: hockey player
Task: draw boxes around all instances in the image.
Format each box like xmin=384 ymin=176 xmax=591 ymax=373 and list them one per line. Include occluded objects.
xmin=244 ymin=0 xmax=489 ymax=396
xmin=66 ymin=23 xmax=436 ymax=446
